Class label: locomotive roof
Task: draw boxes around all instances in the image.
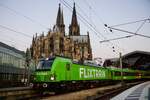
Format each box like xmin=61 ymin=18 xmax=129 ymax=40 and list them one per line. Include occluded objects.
xmin=53 ymin=56 xmax=106 ymax=68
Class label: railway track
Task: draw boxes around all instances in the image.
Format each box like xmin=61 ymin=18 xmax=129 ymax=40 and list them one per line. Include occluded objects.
xmin=0 ymin=81 xmax=143 ymax=100
xmin=42 ymin=81 xmax=143 ymax=100
xmin=0 ymin=87 xmax=37 ymax=100
xmin=0 ymin=86 xmax=57 ymax=100
xmin=86 ymin=81 xmax=142 ymax=100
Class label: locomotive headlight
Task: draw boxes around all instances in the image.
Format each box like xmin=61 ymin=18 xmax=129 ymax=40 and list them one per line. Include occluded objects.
xmin=50 ymin=74 xmax=55 ymax=81
xmin=50 ymin=76 xmax=55 ymax=80
xmin=33 ymin=77 xmax=36 ymax=80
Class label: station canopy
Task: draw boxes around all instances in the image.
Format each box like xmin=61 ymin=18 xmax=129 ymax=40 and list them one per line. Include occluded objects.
xmin=122 ymin=51 xmax=150 ymax=70
xmin=103 ymin=51 xmax=150 ymax=70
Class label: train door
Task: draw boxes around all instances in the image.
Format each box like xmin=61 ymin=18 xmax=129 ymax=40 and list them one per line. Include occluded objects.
xmin=65 ymin=63 xmax=71 ymax=81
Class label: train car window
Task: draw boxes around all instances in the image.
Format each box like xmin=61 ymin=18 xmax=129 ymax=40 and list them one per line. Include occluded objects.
xmin=123 ymin=72 xmax=128 ymax=76
xmin=66 ymin=63 xmax=70 ymax=71
xmin=123 ymin=72 xmax=126 ymax=76
xmin=114 ymin=71 xmax=121 ymax=76
xmin=132 ymin=72 xmax=136 ymax=76
xmin=145 ymin=72 xmax=150 ymax=76
xmin=123 ymin=72 xmax=136 ymax=76
xmin=132 ymin=72 xmax=135 ymax=76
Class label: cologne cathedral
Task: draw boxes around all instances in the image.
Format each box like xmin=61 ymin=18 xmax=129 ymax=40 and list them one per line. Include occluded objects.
xmin=30 ymin=3 xmax=92 ymax=63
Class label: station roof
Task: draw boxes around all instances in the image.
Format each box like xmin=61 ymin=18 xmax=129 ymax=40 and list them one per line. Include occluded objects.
xmin=123 ymin=51 xmax=150 ymax=58
xmin=103 ymin=50 xmax=150 ymax=70
xmin=122 ymin=51 xmax=150 ymax=70
xmin=0 ymin=42 xmax=25 ymax=55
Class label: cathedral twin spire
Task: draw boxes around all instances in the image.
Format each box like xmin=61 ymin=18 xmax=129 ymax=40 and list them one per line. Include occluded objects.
xmin=56 ymin=4 xmax=64 ymax=27
xmin=69 ymin=3 xmax=80 ymax=36
xmin=56 ymin=3 xmax=65 ymax=35
xmin=30 ymin=3 xmax=92 ymax=62
xmin=56 ymin=3 xmax=80 ymax=36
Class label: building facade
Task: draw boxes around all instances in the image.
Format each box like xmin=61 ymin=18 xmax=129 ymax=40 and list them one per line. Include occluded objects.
xmin=30 ymin=3 xmax=92 ymax=63
xmin=0 ymin=42 xmax=26 ymax=87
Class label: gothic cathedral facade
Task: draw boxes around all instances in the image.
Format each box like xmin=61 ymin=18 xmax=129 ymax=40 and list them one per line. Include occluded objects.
xmin=30 ymin=3 xmax=92 ymax=63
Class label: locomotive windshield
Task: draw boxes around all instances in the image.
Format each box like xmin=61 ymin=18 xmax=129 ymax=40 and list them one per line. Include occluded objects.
xmin=36 ymin=58 xmax=54 ymax=70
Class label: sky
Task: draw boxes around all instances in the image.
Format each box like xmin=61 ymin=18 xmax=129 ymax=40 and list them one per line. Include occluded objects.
xmin=0 ymin=0 xmax=150 ymax=59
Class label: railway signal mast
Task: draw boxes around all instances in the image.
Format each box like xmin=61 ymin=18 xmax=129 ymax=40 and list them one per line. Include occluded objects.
xmin=119 ymin=52 xmax=123 ymax=85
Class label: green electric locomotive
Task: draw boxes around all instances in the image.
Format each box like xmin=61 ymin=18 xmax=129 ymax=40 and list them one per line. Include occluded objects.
xmin=30 ymin=56 xmax=149 ymax=89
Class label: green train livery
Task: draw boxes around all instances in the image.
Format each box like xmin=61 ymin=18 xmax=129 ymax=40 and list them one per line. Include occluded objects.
xmin=30 ymin=56 xmax=150 ymax=89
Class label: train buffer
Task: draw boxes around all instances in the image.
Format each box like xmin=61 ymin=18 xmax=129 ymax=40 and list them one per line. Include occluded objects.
xmin=111 ymin=81 xmax=150 ymax=100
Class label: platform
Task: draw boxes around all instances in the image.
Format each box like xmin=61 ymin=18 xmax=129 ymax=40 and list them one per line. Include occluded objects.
xmin=111 ymin=81 xmax=150 ymax=100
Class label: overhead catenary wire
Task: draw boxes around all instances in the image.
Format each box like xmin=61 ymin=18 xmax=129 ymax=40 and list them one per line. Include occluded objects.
xmin=73 ymin=1 xmax=89 ymax=21
xmin=0 ymin=3 xmax=48 ymax=49
xmin=0 ymin=35 xmax=27 ymax=49
xmin=66 ymin=0 xmax=104 ymax=39
xmin=135 ymin=19 xmax=147 ymax=33
xmin=1 ymin=1 xmax=134 ymax=54
xmin=0 ymin=30 xmax=31 ymax=44
xmin=84 ymin=0 xmax=114 ymax=36
xmin=108 ymin=27 xmax=150 ymax=39
xmin=100 ymin=19 xmax=148 ymax=43
xmin=0 ymin=29 xmax=30 ymax=50
xmin=75 ymin=2 xmax=104 ymax=39
xmin=104 ymin=18 xmax=150 ymax=48
xmin=63 ymin=0 xmax=124 ymax=53
xmin=1 ymin=1 xmax=105 ymax=46
xmin=71 ymin=0 xmax=122 ymax=57
xmin=67 ymin=0 xmax=110 ymax=56
xmin=77 ymin=0 xmax=125 ymax=52
xmin=0 ymin=3 xmax=49 ymax=30
xmin=0 ymin=37 xmax=16 ymax=46
xmin=100 ymin=35 xmax=134 ymax=43
xmin=0 ymin=37 xmax=28 ymax=49
xmin=107 ymin=18 xmax=150 ymax=39
xmin=84 ymin=0 xmax=105 ymax=25
xmin=61 ymin=0 xmax=107 ymax=40
xmin=69 ymin=1 xmax=150 ymax=53
xmin=0 ymin=2 xmax=113 ymax=41
xmin=0 ymin=25 xmax=32 ymax=38
xmin=109 ymin=18 xmax=150 ymax=28
xmin=75 ymin=0 xmax=97 ymax=29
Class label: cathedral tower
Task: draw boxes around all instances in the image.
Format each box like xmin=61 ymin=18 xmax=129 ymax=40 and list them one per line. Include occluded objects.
xmin=56 ymin=3 xmax=65 ymax=35
xmin=30 ymin=3 xmax=93 ymax=63
xmin=69 ymin=3 xmax=80 ymax=36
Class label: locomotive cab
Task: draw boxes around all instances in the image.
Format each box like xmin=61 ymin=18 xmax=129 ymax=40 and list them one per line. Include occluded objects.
xmin=30 ymin=57 xmax=56 ymax=88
